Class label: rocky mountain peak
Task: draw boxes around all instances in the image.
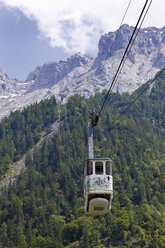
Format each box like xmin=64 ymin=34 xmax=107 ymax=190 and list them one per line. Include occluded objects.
xmin=0 ymin=67 xmax=10 ymax=81
xmin=67 ymin=52 xmax=93 ymax=67
xmin=95 ymin=24 xmax=134 ymax=61
xmin=26 ymin=53 xmax=94 ymax=90
xmin=93 ymin=24 xmax=165 ymax=90
xmin=95 ymin=24 xmax=165 ymax=63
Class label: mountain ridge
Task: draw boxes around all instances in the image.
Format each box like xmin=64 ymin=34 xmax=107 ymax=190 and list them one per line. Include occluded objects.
xmin=1 ymin=24 xmax=165 ymax=119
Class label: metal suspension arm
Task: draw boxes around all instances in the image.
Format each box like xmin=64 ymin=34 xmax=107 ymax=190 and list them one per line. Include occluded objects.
xmin=88 ymin=123 xmax=94 ymax=159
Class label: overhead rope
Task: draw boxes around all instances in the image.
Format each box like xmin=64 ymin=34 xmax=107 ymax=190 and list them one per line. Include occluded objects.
xmin=76 ymin=0 xmax=133 ymax=92
xmin=104 ymin=0 xmax=133 ymax=63
xmin=123 ymin=52 xmax=163 ymax=95
xmin=77 ymin=0 xmax=153 ymax=146
xmin=141 ymin=53 xmax=163 ymax=83
xmin=86 ymin=0 xmax=134 ymax=129
xmin=97 ymin=0 xmax=152 ymax=121
xmin=120 ymin=67 xmax=165 ymax=114
xmin=112 ymin=0 xmax=153 ymax=92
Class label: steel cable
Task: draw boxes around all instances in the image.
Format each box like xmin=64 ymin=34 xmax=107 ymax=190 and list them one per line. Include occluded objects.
xmin=98 ymin=0 xmax=152 ymax=118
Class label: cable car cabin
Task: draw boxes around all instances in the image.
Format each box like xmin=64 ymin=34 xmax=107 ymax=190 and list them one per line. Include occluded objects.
xmin=84 ymin=158 xmax=113 ymax=216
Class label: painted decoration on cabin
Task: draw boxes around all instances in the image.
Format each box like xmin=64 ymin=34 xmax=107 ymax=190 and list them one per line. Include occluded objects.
xmin=86 ymin=176 xmax=113 ymax=191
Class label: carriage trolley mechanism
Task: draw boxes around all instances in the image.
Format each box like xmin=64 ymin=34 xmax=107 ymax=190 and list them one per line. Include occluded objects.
xmin=84 ymin=111 xmax=113 ymax=216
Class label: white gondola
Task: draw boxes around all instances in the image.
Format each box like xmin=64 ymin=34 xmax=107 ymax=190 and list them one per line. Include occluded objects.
xmin=84 ymin=114 xmax=113 ymax=216
xmin=84 ymin=158 xmax=113 ymax=216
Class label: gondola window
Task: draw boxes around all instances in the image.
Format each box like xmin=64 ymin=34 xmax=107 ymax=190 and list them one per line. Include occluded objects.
xmin=95 ymin=162 xmax=103 ymax=174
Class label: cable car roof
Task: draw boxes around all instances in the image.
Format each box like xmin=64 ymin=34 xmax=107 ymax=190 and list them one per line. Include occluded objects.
xmin=86 ymin=158 xmax=112 ymax=161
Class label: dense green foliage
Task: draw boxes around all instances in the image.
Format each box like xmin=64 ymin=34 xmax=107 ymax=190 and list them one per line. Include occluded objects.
xmin=0 ymin=97 xmax=58 ymax=176
xmin=0 ymin=72 xmax=165 ymax=247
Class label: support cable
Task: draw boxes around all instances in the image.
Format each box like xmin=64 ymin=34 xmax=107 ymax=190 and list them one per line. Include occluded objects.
xmin=98 ymin=0 xmax=152 ymax=120
xmin=104 ymin=0 xmax=133 ymax=62
xmin=86 ymin=0 xmax=135 ymax=129
xmin=76 ymin=0 xmax=152 ymax=146
xmin=76 ymin=0 xmax=133 ymax=91
xmin=112 ymin=0 xmax=153 ymax=92
xmin=123 ymin=52 xmax=163 ymax=95
xmin=120 ymin=67 xmax=165 ymax=114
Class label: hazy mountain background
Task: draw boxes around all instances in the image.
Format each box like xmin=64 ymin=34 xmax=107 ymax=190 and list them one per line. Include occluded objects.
xmin=1 ymin=25 xmax=165 ymax=120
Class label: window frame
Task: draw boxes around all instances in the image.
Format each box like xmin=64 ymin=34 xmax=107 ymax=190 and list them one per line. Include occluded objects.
xmin=86 ymin=161 xmax=93 ymax=176
xmin=105 ymin=161 xmax=112 ymax=175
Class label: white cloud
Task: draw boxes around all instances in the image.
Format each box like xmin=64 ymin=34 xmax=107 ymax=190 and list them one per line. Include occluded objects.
xmin=0 ymin=0 xmax=165 ymax=56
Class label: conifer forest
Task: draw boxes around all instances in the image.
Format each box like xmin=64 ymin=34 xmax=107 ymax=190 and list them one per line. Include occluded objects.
xmin=0 ymin=71 xmax=165 ymax=247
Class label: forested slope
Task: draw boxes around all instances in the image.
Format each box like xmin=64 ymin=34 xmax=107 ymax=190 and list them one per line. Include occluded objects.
xmin=0 ymin=72 xmax=165 ymax=247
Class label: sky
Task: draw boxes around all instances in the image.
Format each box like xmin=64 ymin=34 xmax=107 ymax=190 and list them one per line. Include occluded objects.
xmin=0 ymin=0 xmax=165 ymax=81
